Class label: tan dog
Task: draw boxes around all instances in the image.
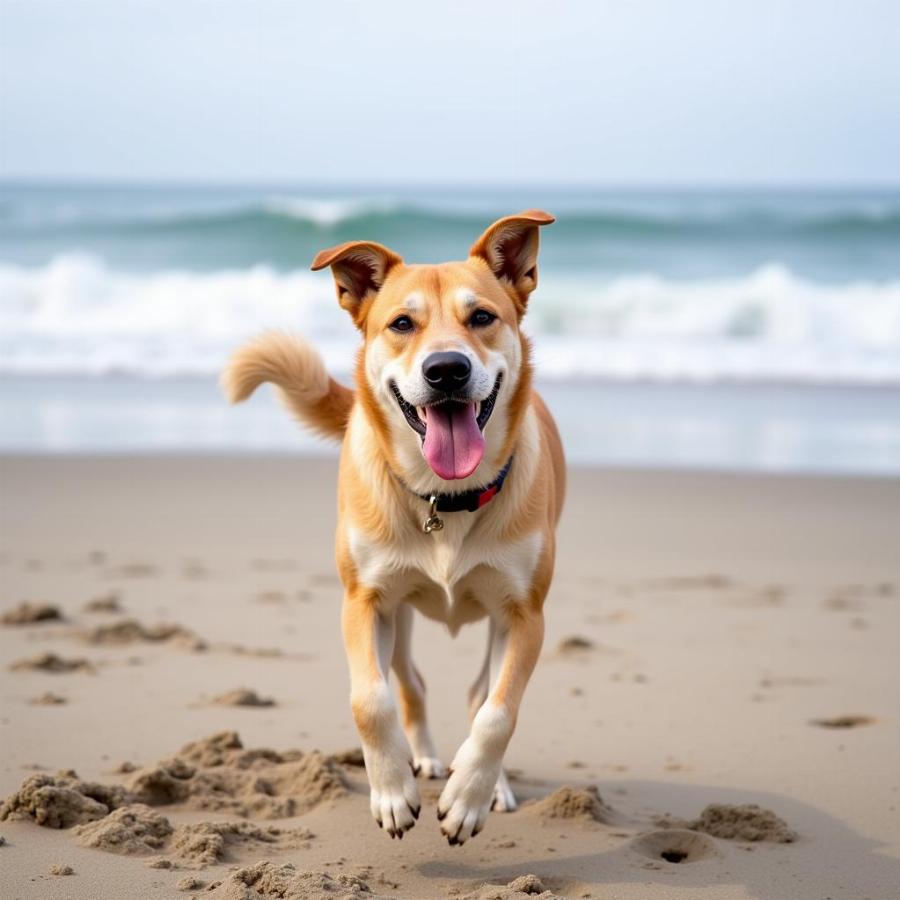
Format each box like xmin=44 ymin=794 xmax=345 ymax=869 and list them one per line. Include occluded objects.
xmin=222 ymin=210 xmax=565 ymax=845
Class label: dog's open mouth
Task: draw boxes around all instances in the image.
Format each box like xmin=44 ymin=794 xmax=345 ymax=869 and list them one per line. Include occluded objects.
xmin=390 ymin=374 xmax=502 ymax=481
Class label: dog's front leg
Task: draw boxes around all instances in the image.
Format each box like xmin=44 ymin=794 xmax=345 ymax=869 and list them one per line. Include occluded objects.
xmin=342 ymin=590 xmax=421 ymax=838
xmin=437 ymin=604 xmax=544 ymax=845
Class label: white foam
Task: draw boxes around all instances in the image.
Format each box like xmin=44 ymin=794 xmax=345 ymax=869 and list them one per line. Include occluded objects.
xmin=529 ymin=265 xmax=900 ymax=383
xmin=2 ymin=255 xmax=900 ymax=384
xmin=261 ymin=196 xmax=400 ymax=227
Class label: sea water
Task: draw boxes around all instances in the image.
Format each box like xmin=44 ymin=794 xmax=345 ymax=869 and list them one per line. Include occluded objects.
xmin=1 ymin=182 xmax=899 ymax=473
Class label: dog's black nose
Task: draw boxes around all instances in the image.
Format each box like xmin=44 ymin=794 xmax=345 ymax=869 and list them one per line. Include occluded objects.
xmin=422 ymin=351 xmax=471 ymax=393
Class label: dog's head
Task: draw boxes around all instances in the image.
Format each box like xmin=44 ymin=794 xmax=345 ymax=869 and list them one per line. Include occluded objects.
xmin=312 ymin=210 xmax=554 ymax=489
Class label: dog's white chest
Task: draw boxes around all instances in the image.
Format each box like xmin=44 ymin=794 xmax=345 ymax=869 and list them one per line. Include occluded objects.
xmin=347 ymin=523 xmax=542 ymax=627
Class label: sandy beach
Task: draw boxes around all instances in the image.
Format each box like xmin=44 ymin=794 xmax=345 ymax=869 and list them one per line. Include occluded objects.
xmin=1 ymin=455 xmax=898 ymax=899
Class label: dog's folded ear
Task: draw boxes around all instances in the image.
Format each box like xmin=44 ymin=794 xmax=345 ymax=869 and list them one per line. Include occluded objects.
xmin=469 ymin=210 xmax=555 ymax=311
xmin=311 ymin=241 xmax=403 ymax=325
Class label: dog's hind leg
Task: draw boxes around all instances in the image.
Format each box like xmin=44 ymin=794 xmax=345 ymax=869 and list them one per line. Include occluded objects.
xmin=391 ymin=603 xmax=446 ymax=779
xmin=343 ymin=591 xmax=421 ymax=838
xmin=468 ymin=620 xmax=517 ymax=812
xmin=467 ymin=620 xmax=491 ymax=721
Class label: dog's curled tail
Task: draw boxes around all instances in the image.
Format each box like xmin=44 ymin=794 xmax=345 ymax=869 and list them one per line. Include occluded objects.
xmin=221 ymin=332 xmax=353 ymax=441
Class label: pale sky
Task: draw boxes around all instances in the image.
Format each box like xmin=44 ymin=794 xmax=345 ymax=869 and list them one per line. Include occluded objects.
xmin=1 ymin=0 xmax=898 ymax=185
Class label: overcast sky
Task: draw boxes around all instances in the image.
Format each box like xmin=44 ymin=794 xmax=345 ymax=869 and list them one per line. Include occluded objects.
xmin=2 ymin=0 xmax=898 ymax=185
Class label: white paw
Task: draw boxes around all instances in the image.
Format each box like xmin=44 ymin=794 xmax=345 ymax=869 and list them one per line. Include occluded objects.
xmin=365 ymin=750 xmax=421 ymax=839
xmin=491 ymin=769 xmax=517 ymax=812
xmin=413 ymin=756 xmax=447 ymax=779
xmin=436 ymin=738 xmax=500 ymax=845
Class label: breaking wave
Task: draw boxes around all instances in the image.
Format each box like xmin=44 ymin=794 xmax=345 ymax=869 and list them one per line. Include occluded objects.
xmin=2 ymin=254 xmax=900 ymax=384
xmin=4 ymin=194 xmax=900 ymax=238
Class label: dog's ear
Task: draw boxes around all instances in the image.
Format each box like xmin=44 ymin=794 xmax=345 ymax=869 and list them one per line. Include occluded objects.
xmin=469 ymin=210 xmax=555 ymax=310
xmin=311 ymin=241 xmax=403 ymax=325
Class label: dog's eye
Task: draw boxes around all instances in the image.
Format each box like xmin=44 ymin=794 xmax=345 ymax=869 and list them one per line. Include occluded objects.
xmin=389 ymin=315 xmax=415 ymax=333
xmin=469 ymin=308 xmax=497 ymax=327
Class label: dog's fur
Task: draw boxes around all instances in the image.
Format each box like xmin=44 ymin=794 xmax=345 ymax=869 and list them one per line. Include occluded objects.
xmin=222 ymin=210 xmax=565 ymax=844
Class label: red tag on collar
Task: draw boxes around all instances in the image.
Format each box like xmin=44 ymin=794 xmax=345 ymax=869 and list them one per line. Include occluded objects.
xmin=477 ymin=485 xmax=499 ymax=508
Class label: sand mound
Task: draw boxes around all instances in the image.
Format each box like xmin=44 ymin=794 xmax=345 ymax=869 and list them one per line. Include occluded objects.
xmin=107 ymin=562 xmax=158 ymax=578
xmin=692 ymin=804 xmax=796 ymax=842
xmin=178 ymin=876 xmax=206 ymax=891
xmin=30 ymin=691 xmax=67 ymax=705
xmin=126 ymin=758 xmax=196 ymax=806
xmin=331 ymin=747 xmax=365 ymax=767
xmin=2 ymin=601 xmax=62 ymax=625
xmin=556 ymin=635 xmax=595 ymax=654
xmin=80 ymin=618 xmax=204 ymax=650
xmin=204 ymin=861 xmax=390 ymax=899
xmin=73 ymin=804 xmax=173 ymax=853
xmin=1 ymin=733 xmax=337 ymax=871
xmin=0 ymin=729 xmax=338 ymax=828
xmin=211 ymin=689 xmax=275 ymax=708
xmin=1 ymin=771 xmax=127 ymax=828
xmin=227 ymin=645 xmax=285 ymax=659
xmin=459 ymin=874 xmax=561 ymax=899
xmin=83 ymin=594 xmax=123 ymax=614
xmin=523 ymin=785 xmax=611 ymax=823
xmin=170 ymin=821 xmax=314 ymax=866
xmin=71 ymin=806 xmax=311 ymax=866
xmin=9 ymin=653 xmax=93 ymax=674
xmin=659 ymin=803 xmax=796 ymax=843
xmin=811 ymin=714 xmax=876 ymax=729
xmin=49 ymin=864 xmax=75 ymax=876
xmin=127 ymin=731 xmax=346 ymax=818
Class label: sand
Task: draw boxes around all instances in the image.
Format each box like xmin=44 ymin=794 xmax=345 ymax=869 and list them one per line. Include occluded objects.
xmin=9 ymin=652 xmax=94 ymax=674
xmin=73 ymin=803 xmax=173 ymax=852
xmin=1 ymin=455 xmax=899 ymax=899
xmin=123 ymin=731 xmax=346 ymax=818
xmin=2 ymin=602 xmax=62 ymax=625
xmin=72 ymin=804 xmax=313 ymax=866
xmin=458 ymin=874 xmax=561 ymax=899
xmin=656 ymin=803 xmax=797 ymax=843
xmin=520 ymin=785 xmax=611 ymax=823
xmin=211 ymin=689 xmax=276 ymax=708
xmin=82 ymin=593 xmax=123 ymax=614
xmin=48 ymin=863 xmax=74 ymax=876
xmin=202 ymin=862 xmax=394 ymax=899
xmin=1 ymin=771 xmax=128 ymax=828
xmin=79 ymin=618 xmax=202 ymax=648
xmin=29 ymin=692 xmax=67 ymax=706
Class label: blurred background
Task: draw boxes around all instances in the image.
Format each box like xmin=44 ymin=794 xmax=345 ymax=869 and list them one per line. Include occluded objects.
xmin=2 ymin=0 xmax=899 ymax=473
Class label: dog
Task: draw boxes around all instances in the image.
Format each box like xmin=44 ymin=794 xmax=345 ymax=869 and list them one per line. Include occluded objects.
xmin=222 ymin=210 xmax=565 ymax=845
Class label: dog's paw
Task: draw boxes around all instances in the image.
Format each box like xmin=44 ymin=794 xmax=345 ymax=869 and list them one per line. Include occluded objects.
xmin=436 ymin=739 xmax=500 ymax=845
xmin=491 ymin=769 xmax=517 ymax=812
xmin=412 ymin=756 xmax=447 ymax=779
xmin=366 ymin=753 xmax=421 ymax=839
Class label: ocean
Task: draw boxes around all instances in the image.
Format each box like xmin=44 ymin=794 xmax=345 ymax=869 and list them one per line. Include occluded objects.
xmin=2 ymin=182 xmax=899 ymax=473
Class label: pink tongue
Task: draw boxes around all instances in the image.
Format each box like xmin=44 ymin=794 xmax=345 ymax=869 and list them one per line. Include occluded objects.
xmin=422 ymin=403 xmax=485 ymax=480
